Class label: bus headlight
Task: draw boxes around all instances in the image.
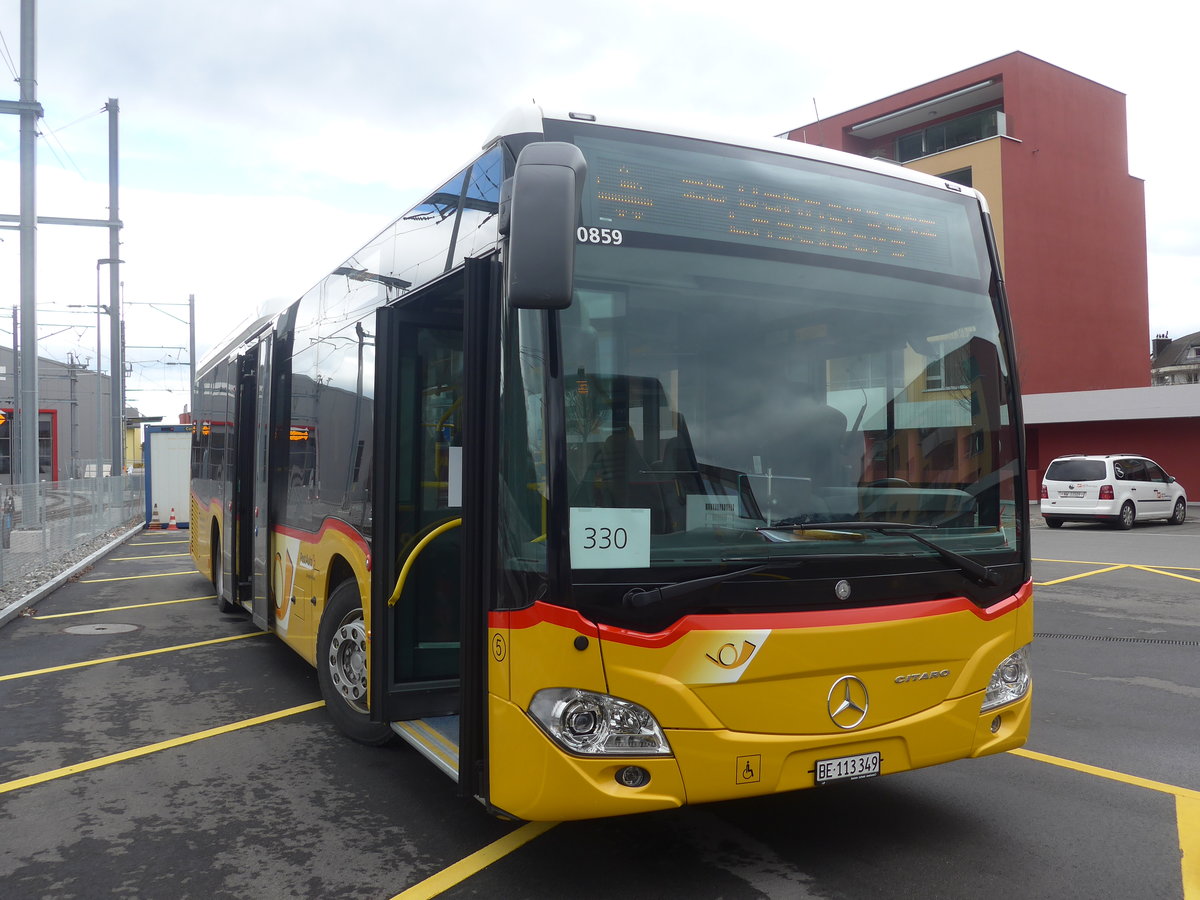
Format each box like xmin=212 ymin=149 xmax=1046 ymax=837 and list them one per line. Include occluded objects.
xmin=981 ymin=645 xmax=1031 ymax=712
xmin=528 ymin=688 xmax=673 ymax=756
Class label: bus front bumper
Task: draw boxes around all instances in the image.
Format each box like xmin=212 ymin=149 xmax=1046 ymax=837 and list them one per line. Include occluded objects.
xmin=487 ymin=688 xmax=1031 ymax=821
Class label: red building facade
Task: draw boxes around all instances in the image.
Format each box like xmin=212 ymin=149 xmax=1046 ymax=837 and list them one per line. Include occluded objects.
xmin=781 ymin=53 xmax=1200 ymax=502
xmin=785 ymin=51 xmax=1150 ymax=396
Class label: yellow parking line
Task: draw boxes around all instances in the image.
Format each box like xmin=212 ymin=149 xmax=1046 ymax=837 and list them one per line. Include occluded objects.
xmin=130 ymin=539 xmax=189 ymax=546
xmin=111 ymin=553 xmax=192 ymax=561
xmin=1011 ymin=748 xmax=1200 ymax=800
xmin=0 ymin=701 xmax=324 ymax=795
xmin=1034 ymin=564 xmax=1128 ymax=586
xmin=390 ymin=821 xmax=559 ymax=900
xmin=1180 ymin=795 xmax=1200 ymax=900
xmin=1034 ymin=557 xmax=1200 ymax=573
xmin=1130 ymin=565 xmax=1200 ymax=584
xmin=80 ymin=570 xmax=199 ymax=583
xmin=31 ymin=596 xmax=215 ymax=619
xmin=0 ymin=631 xmax=268 ymax=681
xmin=1012 ymin=748 xmax=1200 ymax=900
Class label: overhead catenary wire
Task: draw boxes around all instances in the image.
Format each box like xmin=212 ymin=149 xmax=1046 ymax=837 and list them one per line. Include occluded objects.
xmin=0 ymin=29 xmax=17 ymax=81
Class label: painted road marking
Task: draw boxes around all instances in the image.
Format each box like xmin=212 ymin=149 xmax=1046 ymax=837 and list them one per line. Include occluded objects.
xmin=1033 ymin=559 xmax=1200 ymax=587
xmin=110 ymin=552 xmax=192 ymax=561
xmin=0 ymin=701 xmax=324 ymax=795
xmin=1131 ymin=565 xmax=1200 ymax=584
xmin=1034 ymin=564 xmax=1127 ymax=586
xmin=0 ymin=631 xmax=267 ymax=681
xmin=80 ymin=570 xmax=200 ymax=583
xmin=1034 ymin=556 xmax=1200 ymax=572
xmin=30 ymin=596 xmax=215 ymax=619
xmin=389 ymin=744 xmax=1200 ymax=899
xmin=390 ymin=821 xmax=559 ymax=900
xmin=129 ymin=539 xmax=189 ymax=546
xmin=1013 ymin=748 xmax=1200 ymax=900
xmin=1181 ymin=795 xmax=1200 ymax=900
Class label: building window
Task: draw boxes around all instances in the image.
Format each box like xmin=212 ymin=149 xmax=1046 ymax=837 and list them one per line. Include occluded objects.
xmin=896 ymin=107 xmax=1003 ymax=162
xmin=0 ymin=412 xmax=55 ymax=478
xmin=940 ymin=167 xmax=973 ymax=188
xmin=924 ymin=341 xmax=972 ymax=391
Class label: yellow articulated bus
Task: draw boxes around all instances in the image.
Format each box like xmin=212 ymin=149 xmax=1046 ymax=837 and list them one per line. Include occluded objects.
xmin=190 ymin=107 xmax=1032 ymax=821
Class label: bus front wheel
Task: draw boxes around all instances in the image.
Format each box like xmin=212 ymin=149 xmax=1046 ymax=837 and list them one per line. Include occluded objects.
xmin=317 ymin=580 xmax=394 ymax=746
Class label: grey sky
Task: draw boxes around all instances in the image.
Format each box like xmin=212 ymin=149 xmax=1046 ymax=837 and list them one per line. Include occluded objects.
xmin=0 ymin=1 xmax=1194 ymax=417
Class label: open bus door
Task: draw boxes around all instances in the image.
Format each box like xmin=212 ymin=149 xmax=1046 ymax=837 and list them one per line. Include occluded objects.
xmin=224 ymin=349 xmax=258 ymax=612
xmin=370 ymin=256 xmax=500 ymax=805
xmin=225 ymin=341 xmax=275 ymax=629
xmin=249 ymin=333 xmax=274 ymax=629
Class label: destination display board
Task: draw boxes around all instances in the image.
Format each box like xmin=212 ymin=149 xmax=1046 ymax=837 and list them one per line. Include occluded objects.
xmin=573 ymin=133 xmax=983 ymax=280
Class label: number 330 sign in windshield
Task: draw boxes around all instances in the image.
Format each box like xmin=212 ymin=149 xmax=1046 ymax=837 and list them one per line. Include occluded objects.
xmin=570 ymin=507 xmax=650 ymax=569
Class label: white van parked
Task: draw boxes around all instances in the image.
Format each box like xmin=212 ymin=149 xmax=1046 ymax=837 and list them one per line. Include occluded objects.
xmin=1040 ymin=454 xmax=1187 ymax=529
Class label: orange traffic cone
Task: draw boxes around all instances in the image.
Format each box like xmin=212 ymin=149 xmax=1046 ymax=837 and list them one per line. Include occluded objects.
xmin=149 ymin=504 xmax=161 ymax=530
xmin=167 ymin=508 xmax=179 ymax=530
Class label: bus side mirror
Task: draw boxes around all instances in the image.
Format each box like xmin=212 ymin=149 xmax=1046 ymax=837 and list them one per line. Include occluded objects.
xmin=503 ymin=142 xmax=587 ymax=310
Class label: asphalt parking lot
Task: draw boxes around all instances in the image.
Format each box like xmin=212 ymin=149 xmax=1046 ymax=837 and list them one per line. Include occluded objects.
xmin=1 ymin=515 xmax=1197 ymax=899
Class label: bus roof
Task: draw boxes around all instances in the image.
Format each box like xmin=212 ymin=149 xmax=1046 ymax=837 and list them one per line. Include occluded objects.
xmin=196 ymin=311 xmax=276 ymax=376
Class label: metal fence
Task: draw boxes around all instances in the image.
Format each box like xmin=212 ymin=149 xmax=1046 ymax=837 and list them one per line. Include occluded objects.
xmin=0 ymin=475 xmax=145 ymax=591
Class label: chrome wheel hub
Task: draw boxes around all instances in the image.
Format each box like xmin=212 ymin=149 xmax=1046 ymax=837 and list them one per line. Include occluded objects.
xmin=328 ymin=614 xmax=368 ymax=710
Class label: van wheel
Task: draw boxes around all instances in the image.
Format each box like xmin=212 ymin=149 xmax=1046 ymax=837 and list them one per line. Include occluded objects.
xmin=317 ymin=580 xmax=394 ymax=746
xmin=1044 ymin=517 xmax=1063 ymax=529
xmin=1116 ymin=502 xmax=1135 ymax=530
xmin=1167 ymin=498 xmax=1186 ymax=525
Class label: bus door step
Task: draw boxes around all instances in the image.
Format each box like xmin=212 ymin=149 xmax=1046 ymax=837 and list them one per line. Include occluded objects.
xmin=391 ymin=715 xmax=460 ymax=782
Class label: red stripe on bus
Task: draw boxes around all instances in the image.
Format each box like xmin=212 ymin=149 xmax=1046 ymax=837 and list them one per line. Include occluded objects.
xmin=491 ymin=582 xmax=1032 ymax=648
xmin=273 ymin=519 xmax=372 ymax=570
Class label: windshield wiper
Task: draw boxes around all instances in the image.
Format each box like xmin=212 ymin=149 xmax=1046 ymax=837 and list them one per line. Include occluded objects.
xmin=776 ymin=521 xmax=999 ymax=586
xmin=623 ymin=559 xmax=808 ymax=609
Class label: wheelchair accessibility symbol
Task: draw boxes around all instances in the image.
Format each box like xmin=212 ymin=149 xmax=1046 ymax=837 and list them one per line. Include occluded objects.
xmin=736 ymin=754 xmax=761 ymax=785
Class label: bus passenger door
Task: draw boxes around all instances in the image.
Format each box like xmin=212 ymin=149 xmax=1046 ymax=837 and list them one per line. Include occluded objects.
xmin=370 ymin=257 xmax=499 ymax=801
xmin=227 ymin=349 xmax=258 ymax=610
xmin=371 ymin=274 xmax=466 ymax=725
xmin=249 ymin=333 xmax=274 ymax=629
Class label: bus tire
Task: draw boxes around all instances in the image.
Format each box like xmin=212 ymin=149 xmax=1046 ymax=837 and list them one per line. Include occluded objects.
xmin=317 ymin=580 xmax=394 ymax=746
xmin=213 ymin=526 xmax=237 ymax=614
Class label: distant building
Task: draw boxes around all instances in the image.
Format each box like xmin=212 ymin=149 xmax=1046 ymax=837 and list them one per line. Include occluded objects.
xmin=783 ymin=51 xmax=1149 ymax=397
xmin=780 ymin=52 xmax=1200 ymax=497
xmin=1151 ymin=331 xmax=1200 ymax=385
xmin=0 ymin=347 xmax=114 ymax=482
xmin=126 ymin=408 xmax=164 ymax=470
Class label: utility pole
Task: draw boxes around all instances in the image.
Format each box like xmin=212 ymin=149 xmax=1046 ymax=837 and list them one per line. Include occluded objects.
xmin=15 ymin=0 xmax=41 ymax=519
xmin=67 ymin=353 xmax=80 ymax=477
xmin=10 ymin=306 xmax=20 ymax=486
xmin=107 ymin=99 xmax=123 ymax=475
xmin=189 ymin=293 xmax=196 ymax=420
xmin=1 ymin=2 xmax=122 ymax=490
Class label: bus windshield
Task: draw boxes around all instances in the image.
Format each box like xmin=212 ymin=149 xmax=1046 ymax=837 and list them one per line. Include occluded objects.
xmin=506 ymin=123 xmax=1022 ymax=597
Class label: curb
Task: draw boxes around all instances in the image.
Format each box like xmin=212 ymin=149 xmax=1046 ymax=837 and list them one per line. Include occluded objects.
xmin=0 ymin=522 xmax=146 ymax=629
